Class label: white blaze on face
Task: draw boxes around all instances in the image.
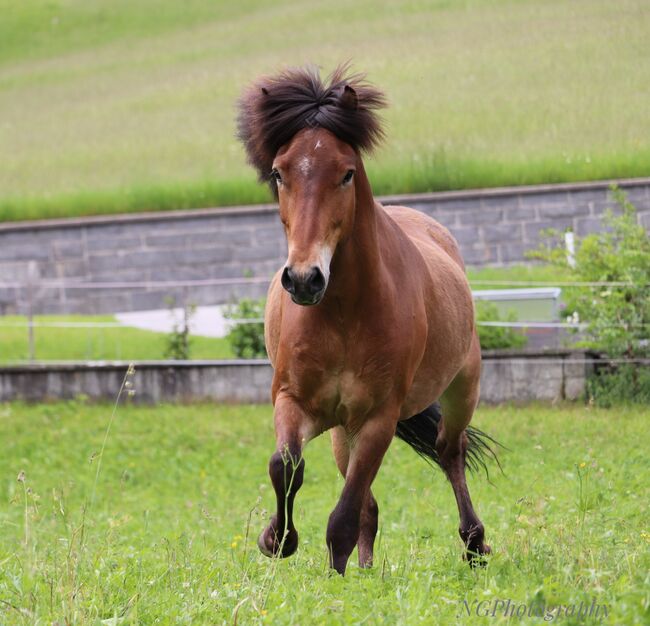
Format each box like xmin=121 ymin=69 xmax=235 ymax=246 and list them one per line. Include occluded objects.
xmin=285 ymin=243 xmax=333 ymax=286
xmin=317 ymin=244 xmax=333 ymax=283
xmin=314 ymin=140 xmax=322 ymax=150
xmin=298 ymin=156 xmax=312 ymax=177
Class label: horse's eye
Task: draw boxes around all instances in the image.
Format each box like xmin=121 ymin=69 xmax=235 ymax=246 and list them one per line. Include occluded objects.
xmin=341 ymin=169 xmax=355 ymax=186
xmin=271 ymin=168 xmax=283 ymax=184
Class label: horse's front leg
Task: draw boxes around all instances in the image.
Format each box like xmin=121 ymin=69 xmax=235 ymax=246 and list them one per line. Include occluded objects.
xmin=330 ymin=426 xmax=380 ymax=568
xmin=327 ymin=415 xmax=395 ymax=575
xmin=258 ymin=396 xmax=312 ymax=559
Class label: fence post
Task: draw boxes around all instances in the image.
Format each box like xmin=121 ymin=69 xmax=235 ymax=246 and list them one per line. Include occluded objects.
xmin=27 ymin=261 xmax=38 ymax=362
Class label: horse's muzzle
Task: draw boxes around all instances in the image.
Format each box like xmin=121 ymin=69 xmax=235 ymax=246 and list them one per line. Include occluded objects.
xmin=281 ymin=265 xmax=326 ymax=305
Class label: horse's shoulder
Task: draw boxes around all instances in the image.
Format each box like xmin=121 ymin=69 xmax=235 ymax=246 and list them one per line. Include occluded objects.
xmin=264 ymin=270 xmax=284 ymax=365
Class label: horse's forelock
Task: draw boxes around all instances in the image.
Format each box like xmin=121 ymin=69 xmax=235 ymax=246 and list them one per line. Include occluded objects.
xmin=236 ymin=65 xmax=386 ymax=191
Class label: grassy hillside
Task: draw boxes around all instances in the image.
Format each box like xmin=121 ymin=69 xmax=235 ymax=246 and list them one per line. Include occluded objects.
xmin=1 ymin=0 xmax=649 ymax=220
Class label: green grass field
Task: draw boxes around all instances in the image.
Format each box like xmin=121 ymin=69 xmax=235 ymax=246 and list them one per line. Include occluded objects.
xmin=1 ymin=0 xmax=649 ymax=221
xmin=0 ymin=315 xmax=233 ymax=363
xmin=0 ymin=400 xmax=648 ymax=624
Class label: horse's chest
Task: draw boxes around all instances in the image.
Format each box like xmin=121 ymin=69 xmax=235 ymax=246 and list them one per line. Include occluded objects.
xmin=317 ymin=369 xmax=376 ymax=425
xmin=276 ymin=308 xmax=408 ymax=426
xmin=292 ymin=343 xmax=394 ymax=428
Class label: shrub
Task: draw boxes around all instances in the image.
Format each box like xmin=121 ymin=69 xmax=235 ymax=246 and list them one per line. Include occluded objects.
xmin=163 ymin=299 xmax=195 ymax=360
xmin=224 ymin=298 xmax=267 ymax=359
xmin=529 ymin=187 xmax=650 ymax=405
xmin=586 ymin=363 xmax=650 ymax=408
xmin=475 ymin=300 xmax=528 ymax=350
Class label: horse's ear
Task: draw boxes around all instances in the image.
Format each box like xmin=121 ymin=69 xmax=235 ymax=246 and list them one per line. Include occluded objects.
xmin=339 ymin=84 xmax=358 ymax=110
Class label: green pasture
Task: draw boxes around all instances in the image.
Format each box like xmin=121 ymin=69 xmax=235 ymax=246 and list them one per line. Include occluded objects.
xmin=0 ymin=315 xmax=233 ymax=363
xmin=0 ymin=400 xmax=648 ymax=624
xmin=1 ymin=0 xmax=649 ymax=221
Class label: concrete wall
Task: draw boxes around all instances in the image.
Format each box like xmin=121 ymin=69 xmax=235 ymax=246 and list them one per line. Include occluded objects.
xmin=0 ymin=350 xmax=594 ymax=405
xmin=1 ymin=179 xmax=648 ymax=315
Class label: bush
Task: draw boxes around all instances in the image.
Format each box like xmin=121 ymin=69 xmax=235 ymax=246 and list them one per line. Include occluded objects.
xmin=163 ymin=299 xmax=195 ymax=360
xmin=529 ymin=187 xmax=650 ymax=405
xmin=224 ymin=298 xmax=267 ymax=359
xmin=475 ymin=300 xmax=528 ymax=350
xmin=586 ymin=363 xmax=650 ymax=408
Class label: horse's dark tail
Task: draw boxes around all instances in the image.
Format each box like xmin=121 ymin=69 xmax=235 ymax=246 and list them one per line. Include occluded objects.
xmin=395 ymin=403 xmax=503 ymax=477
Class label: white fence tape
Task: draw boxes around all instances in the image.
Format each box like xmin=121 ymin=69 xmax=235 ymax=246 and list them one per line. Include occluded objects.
xmin=0 ymin=278 xmax=645 ymax=290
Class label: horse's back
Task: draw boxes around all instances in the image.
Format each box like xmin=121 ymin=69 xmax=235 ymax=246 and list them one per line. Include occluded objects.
xmin=382 ymin=204 xmax=465 ymax=271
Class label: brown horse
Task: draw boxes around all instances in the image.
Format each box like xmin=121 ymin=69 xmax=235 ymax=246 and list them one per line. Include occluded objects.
xmin=237 ymin=65 xmax=497 ymax=575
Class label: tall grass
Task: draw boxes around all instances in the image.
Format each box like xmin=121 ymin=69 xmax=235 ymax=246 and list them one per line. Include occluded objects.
xmin=1 ymin=0 xmax=649 ymax=221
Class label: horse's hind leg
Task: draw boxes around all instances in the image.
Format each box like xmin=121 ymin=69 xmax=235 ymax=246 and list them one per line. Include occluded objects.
xmin=331 ymin=426 xmax=380 ymax=567
xmin=438 ymin=337 xmax=490 ymax=565
xmin=258 ymin=396 xmax=312 ymax=559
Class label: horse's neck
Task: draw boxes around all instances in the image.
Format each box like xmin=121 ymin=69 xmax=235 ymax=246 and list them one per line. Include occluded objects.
xmin=327 ymin=161 xmax=387 ymax=301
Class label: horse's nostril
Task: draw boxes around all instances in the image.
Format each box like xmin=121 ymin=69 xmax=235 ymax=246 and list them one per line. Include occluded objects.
xmin=281 ymin=267 xmax=296 ymax=294
xmin=307 ymin=267 xmax=326 ymax=295
xmin=282 ymin=266 xmax=325 ymax=301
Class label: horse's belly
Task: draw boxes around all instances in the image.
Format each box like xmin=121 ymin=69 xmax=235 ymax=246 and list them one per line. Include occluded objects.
xmin=401 ymin=370 xmax=453 ymax=418
xmin=400 ymin=245 xmax=476 ymax=417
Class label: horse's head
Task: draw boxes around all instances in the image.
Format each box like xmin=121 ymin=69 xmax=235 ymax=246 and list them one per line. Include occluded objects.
xmin=237 ymin=65 xmax=386 ymax=305
xmin=272 ymin=128 xmax=357 ymax=305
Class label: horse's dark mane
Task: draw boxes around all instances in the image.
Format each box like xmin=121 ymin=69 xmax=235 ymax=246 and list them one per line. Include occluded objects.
xmin=237 ymin=64 xmax=386 ymax=191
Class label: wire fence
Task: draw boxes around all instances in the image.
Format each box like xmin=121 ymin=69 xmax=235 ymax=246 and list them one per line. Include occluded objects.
xmin=1 ymin=276 xmax=647 ymax=363
xmin=2 ymin=319 xmax=646 ymax=330
xmin=1 ymin=277 xmax=644 ymax=290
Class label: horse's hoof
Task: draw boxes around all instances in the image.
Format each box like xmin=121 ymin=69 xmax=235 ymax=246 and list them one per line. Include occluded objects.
xmin=465 ymin=543 xmax=491 ymax=568
xmin=257 ymin=524 xmax=299 ymax=558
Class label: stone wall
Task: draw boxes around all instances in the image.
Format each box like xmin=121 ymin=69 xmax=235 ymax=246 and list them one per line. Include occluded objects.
xmin=0 ymin=350 xmax=594 ymax=405
xmin=1 ymin=178 xmax=648 ymax=315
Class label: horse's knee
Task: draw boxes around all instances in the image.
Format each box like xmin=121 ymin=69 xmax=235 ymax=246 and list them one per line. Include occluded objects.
xmin=269 ymin=449 xmax=304 ymax=495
